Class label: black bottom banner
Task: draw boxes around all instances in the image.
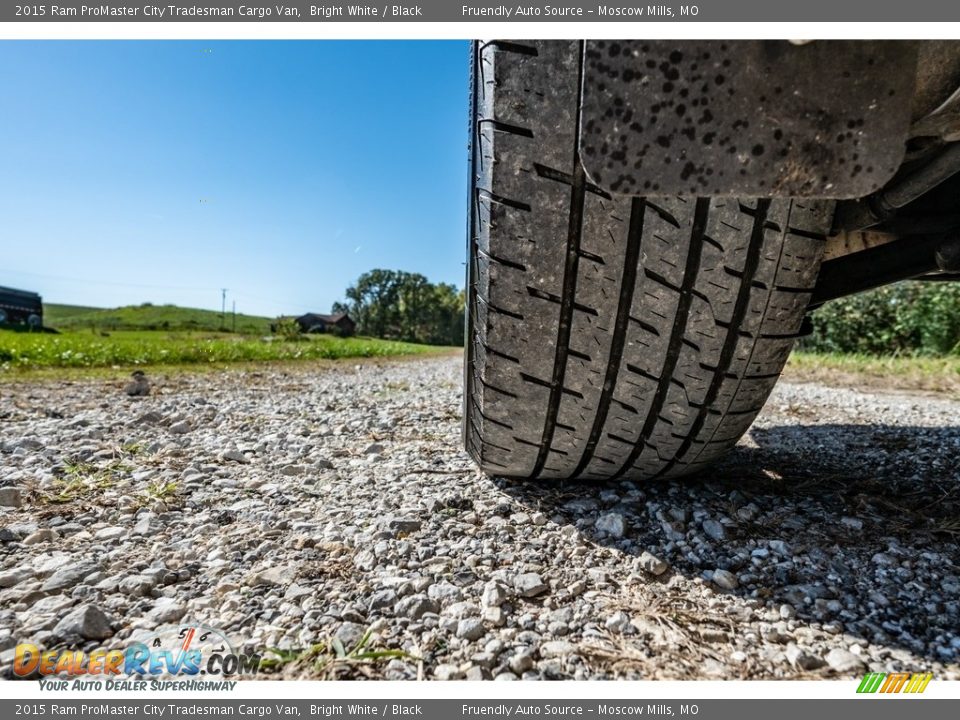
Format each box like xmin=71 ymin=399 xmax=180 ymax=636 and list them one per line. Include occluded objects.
xmin=2 ymin=699 xmax=956 ymax=720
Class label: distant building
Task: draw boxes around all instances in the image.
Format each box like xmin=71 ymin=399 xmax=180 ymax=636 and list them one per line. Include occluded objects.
xmin=294 ymin=312 xmax=356 ymax=336
xmin=0 ymin=286 xmax=43 ymax=328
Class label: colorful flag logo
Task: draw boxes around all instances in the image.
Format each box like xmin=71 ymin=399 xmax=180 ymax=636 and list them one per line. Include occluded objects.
xmin=857 ymin=672 xmax=933 ymax=694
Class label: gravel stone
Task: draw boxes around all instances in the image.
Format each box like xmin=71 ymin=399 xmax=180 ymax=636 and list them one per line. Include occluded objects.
xmin=146 ymin=598 xmax=187 ymax=624
xmin=334 ymin=622 xmax=365 ymax=649
xmin=825 ymin=648 xmax=867 ymax=673
xmin=53 ymin=604 xmax=113 ymax=641
xmin=465 ymin=665 xmax=491 ymax=681
xmin=785 ymin=644 xmax=827 ymax=671
xmin=395 ymin=595 xmax=439 ymax=620
xmin=383 ymin=516 xmax=421 ymax=534
xmin=595 ymin=513 xmax=626 ymax=538
xmin=41 ymin=563 xmax=97 ymax=593
xmin=508 ymin=652 xmax=534 ymax=674
xmin=514 ymin=573 xmax=548 ymax=598
xmin=0 ymin=569 xmax=32 ymax=588
xmin=540 ymin=641 xmax=577 ymax=659
xmin=481 ymin=582 xmax=508 ymax=608
xmin=23 ymin=529 xmax=58 ymax=546
xmin=605 ymin=612 xmax=631 ymax=633
xmin=638 ymin=551 xmax=669 ymax=575
xmin=433 ymin=664 xmax=462 ymax=680
xmin=0 ymin=356 xmax=956 ymax=681
xmin=0 ymin=487 xmax=23 ymax=507
xmin=457 ymin=618 xmax=486 ymax=641
xmin=221 ymin=448 xmax=250 ymax=464
xmin=702 ymin=519 xmax=726 ymax=542
xmin=712 ymin=569 xmax=739 ymax=590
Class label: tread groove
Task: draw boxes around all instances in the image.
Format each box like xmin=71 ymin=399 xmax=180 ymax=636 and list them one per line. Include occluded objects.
xmin=476 ymin=293 xmax=525 ymax=320
xmin=612 ymin=198 xmax=711 ymax=480
xmin=654 ymin=199 xmax=772 ymax=477
xmin=477 ymin=247 xmax=528 ymax=271
xmin=480 ymin=342 xmax=521 ymax=364
xmin=571 ymin=197 xmax=647 ymax=478
xmin=479 ymin=119 xmax=535 ymax=138
xmin=478 ymin=188 xmax=532 ymax=212
xmin=471 ymin=396 xmax=514 ymax=430
xmin=646 ymin=201 xmax=681 ymax=228
xmin=529 ymin=42 xmax=588 ymax=479
xmin=533 ymin=163 xmax=613 ymax=199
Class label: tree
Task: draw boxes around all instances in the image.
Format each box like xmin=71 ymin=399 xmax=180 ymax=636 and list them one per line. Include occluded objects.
xmin=335 ymin=270 xmax=464 ymax=346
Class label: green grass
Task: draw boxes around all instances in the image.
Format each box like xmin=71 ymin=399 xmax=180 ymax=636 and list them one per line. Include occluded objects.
xmin=0 ymin=329 xmax=445 ymax=373
xmin=43 ymin=302 xmax=274 ymax=334
xmin=785 ymin=351 xmax=960 ymax=395
xmin=43 ymin=303 xmax=104 ymax=322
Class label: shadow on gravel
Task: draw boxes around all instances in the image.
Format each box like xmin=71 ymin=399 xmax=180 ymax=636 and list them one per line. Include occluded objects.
xmin=494 ymin=423 xmax=960 ymax=664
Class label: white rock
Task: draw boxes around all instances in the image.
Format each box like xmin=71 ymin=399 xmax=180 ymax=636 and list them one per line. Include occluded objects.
xmin=23 ymin=529 xmax=58 ymax=546
xmin=54 ymin=604 xmax=113 ymax=640
xmin=514 ymin=573 xmax=548 ymax=598
xmin=147 ymin=598 xmax=187 ymax=623
xmin=712 ymin=569 xmax=739 ymax=590
xmin=456 ymin=618 xmax=486 ymax=641
xmin=94 ymin=527 xmax=125 ymax=541
xmin=540 ymin=641 xmax=577 ymax=659
xmin=221 ymin=449 xmax=250 ymax=464
xmin=786 ymin=644 xmax=827 ymax=671
xmin=508 ymin=652 xmax=534 ymax=674
xmin=0 ymin=487 xmax=23 ymax=507
xmin=595 ymin=512 xmax=626 ymax=538
xmin=825 ymin=648 xmax=866 ymax=673
xmin=638 ymin=551 xmax=669 ymax=575
xmin=605 ymin=611 xmax=631 ymax=633
xmin=481 ymin=581 xmax=508 ymax=608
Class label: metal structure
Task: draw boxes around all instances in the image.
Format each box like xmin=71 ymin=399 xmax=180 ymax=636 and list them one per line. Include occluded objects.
xmin=577 ymin=40 xmax=960 ymax=306
xmin=0 ymin=286 xmax=43 ymax=329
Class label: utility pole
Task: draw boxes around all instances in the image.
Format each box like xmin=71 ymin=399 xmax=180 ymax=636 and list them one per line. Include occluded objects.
xmin=220 ymin=288 xmax=228 ymax=330
xmin=232 ymin=300 xmax=236 ymax=333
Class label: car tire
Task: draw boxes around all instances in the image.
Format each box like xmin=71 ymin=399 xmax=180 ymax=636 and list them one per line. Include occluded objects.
xmin=464 ymin=40 xmax=835 ymax=481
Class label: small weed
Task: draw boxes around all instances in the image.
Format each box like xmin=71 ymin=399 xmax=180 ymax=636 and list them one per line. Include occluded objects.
xmin=121 ymin=442 xmax=145 ymax=456
xmin=259 ymin=629 xmax=415 ymax=679
xmin=43 ymin=462 xmax=117 ymax=504
xmin=145 ymin=481 xmax=179 ymax=501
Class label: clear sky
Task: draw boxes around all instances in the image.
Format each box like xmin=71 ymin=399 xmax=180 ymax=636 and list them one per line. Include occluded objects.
xmin=0 ymin=41 xmax=470 ymax=317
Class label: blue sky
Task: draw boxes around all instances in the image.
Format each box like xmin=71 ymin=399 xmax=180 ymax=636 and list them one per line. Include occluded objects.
xmin=0 ymin=41 xmax=470 ymax=317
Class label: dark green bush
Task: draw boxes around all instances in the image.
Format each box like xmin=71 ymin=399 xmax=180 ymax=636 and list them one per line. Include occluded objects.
xmin=802 ymin=281 xmax=960 ymax=356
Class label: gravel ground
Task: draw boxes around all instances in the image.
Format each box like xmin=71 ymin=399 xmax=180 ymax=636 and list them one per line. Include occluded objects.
xmin=1 ymin=354 xmax=958 ymax=681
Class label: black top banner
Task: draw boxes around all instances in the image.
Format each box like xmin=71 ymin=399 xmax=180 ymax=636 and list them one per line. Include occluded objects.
xmin=1 ymin=1 xmax=955 ymax=22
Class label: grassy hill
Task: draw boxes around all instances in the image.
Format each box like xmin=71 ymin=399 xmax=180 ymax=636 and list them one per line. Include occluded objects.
xmin=43 ymin=303 xmax=103 ymax=321
xmin=44 ymin=303 xmax=274 ymax=334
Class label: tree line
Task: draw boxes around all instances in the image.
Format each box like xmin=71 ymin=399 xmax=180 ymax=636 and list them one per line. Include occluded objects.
xmin=801 ymin=281 xmax=960 ymax=356
xmin=333 ymin=269 xmax=464 ymax=346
